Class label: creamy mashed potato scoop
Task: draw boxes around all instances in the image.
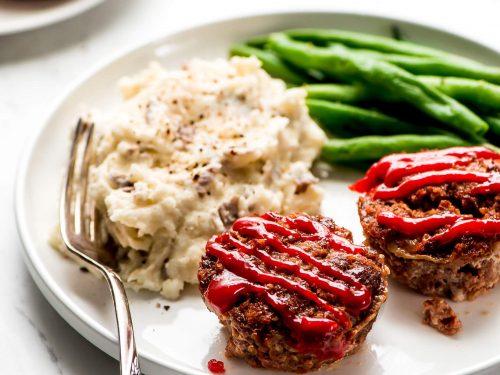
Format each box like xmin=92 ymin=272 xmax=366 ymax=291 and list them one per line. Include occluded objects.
xmin=54 ymin=57 xmax=326 ymax=299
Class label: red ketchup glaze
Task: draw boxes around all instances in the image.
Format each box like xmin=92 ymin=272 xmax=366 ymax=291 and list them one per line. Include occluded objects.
xmin=352 ymin=146 xmax=500 ymax=245
xmin=427 ymin=219 xmax=500 ymax=245
xmin=221 ymin=233 xmax=369 ymax=312
xmin=376 ymin=213 xmax=500 ymax=246
xmin=372 ymin=170 xmax=490 ymax=200
xmin=204 ymin=213 xmax=371 ymax=360
xmin=262 ymin=212 xmax=366 ymax=255
xmin=377 ymin=212 xmax=461 ymax=236
xmin=207 ymin=359 xmax=225 ymax=373
xmin=471 ymin=179 xmax=500 ymax=195
xmin=350 ymin=146 xmax=500 ymax=193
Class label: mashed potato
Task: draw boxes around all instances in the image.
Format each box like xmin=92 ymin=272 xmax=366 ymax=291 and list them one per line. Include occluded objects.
xmin=84 ymin=57 xmax=325 ymax=299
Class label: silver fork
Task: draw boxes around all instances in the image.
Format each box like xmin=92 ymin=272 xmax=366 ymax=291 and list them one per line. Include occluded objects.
xmin=60 ymin=119 xmax=141 ymax=375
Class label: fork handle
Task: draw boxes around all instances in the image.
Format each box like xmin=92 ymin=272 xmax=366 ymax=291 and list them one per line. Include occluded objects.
xmin=103 ymin=269 xmax=141 ymax=375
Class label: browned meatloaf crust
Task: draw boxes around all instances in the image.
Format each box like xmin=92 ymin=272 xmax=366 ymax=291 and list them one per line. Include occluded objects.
xmin=198 ymin=213 xmax=388 ymax=373
xmin=358 ymin=157 xmax=500 ymax=302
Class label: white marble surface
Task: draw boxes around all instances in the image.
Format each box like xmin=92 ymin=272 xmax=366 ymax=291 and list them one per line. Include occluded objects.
xmin=1 ymin=0 xmax=499 ymax=373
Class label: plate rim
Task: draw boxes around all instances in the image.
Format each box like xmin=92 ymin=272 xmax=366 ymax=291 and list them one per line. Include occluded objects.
xmin=14 ymin=10 xmax=500 ymax=375
xmin=0 ymin=0 xmax=105 ymax=36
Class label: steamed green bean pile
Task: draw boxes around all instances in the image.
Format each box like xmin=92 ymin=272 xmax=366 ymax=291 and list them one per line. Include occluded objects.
xmin=229 ymin=29 xmax=500 ymax=164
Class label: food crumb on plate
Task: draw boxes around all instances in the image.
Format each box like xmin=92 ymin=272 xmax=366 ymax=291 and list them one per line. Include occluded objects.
xmin=422 ymin=298 xmax=462 ymax=335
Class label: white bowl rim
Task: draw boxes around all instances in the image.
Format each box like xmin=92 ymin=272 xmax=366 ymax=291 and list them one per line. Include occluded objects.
xmin=0 ymin=0 xmax=106 ymax=36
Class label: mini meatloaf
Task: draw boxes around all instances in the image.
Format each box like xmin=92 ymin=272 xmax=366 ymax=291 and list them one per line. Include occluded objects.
xmin=353 ymin=146 xmax=500 ymax=302
xmin=198 ymin=212 xmax=388 ymax=373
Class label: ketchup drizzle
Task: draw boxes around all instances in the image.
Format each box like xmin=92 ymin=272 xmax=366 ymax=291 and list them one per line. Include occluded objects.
xmin=204 ymin=213 xmax=372 ymax=360
xmin=262 ymin=212 xmax=366 ymax=255
xmin=350 ymin=146 xmax=499 ymax=192
xmin=377 ymin=212 xmax=461 ymax=236
xmin=373 ymin=170 xmax=490 ymax=200
xmin=352 ymin=146 xmax=500 ymax=245
xmin=221 ymin=232 xmax=370 ymax=311
xmin=427 ymin=219 xmax=500 ymax=245
xmin=207 ymin=359 xmax=225 ymax=373
xmin=471 ymin=179 xmax=500 ymax=195
xmin=206 ymin=238 xmax=351 ymax=327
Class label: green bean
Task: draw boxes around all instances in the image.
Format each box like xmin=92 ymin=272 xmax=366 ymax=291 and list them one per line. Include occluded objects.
xmin=245 ymin=34 xmax=270 ymax=48
xmin=286 ymin=28 xmax=454 ymax=57
xmin=305 ymin=83 xmax=372 ymax=102
xmin=306 ymin=78 xmax=500 ymax=113
xmin=484 ymin=115 xmax=500 ymax=137
xmin=372 ymin=52 xmax=500 ymax=85
xmin=229 ymin=43 xmax=308 ymax=85
xmin=321 ymin=43 xmax=500 ymax=85
xmin=321 ymin=135 xmax=470 ymax=162
xmin=307 ymin=99 xmax=446 ymax=137
xmin=268 ymin=34 xmax=489 ymax=137
xmin=305 ymin=86 xmax=459 ymax=134
xmin=391 ymin=57 xmax=500 ymax=84
xmin=305 ymin=83 xmax=396 ymax=102
xmin=245 ymin=29 xmax=496 ymax=77
xmin=418 ymin=76 xmax=500 ymax=111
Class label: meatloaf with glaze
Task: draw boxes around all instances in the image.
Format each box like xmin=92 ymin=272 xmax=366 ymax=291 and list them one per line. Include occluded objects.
xmin=198 ymin=212 xmax=388 ymax=373
xmin=353 ymin=146 xmax=500 ymax=301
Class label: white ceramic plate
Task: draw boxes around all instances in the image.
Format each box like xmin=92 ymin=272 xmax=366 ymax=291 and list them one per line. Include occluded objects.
xmin=15 ymin=12 xmax=500 ymax=375
xmin=0 ymin=0 xmax=104 ymax=35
